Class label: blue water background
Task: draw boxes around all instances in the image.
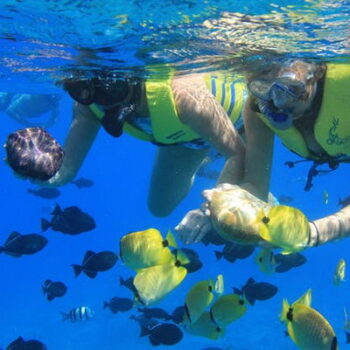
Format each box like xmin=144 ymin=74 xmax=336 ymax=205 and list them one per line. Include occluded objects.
xmin=0 ymin=0 xmax=349 ymax=349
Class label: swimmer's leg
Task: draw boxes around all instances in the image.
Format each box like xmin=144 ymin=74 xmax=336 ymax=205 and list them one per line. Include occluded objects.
xmin=148 ymin=145 xmax=209 ymax=217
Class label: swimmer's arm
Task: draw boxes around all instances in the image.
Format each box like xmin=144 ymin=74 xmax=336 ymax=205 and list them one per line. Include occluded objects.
xmin=240 ymin=96 xmax=274 ymax=201
xmin=172 ymin=74 xmax=246 ymax=184
xmin=47 ymin=103 xmax=101 ymax=186
xmin=309 ymin=205 xmax=350 ymax=247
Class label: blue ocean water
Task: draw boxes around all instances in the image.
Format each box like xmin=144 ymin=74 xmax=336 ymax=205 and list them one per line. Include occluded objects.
xmin=0 ymin=0 xmax=349 ymax=349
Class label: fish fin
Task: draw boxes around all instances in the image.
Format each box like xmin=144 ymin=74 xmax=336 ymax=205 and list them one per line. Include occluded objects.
xmin=72 ymin=264 xmax=83 ymax=277
xmin=44 ymin=279 xmax=52 ymax=287
xmin=5 ymin=231 xmax=21 ymax=244
xmin=215 ymin=251 xmax=223 ymax=260
xmin=84 ymin=269 xmax=98 ymax=279
xmin=165 ymin=230 xmax=177 ymax=248
xmin=119 ymin=277 xmax=125 ymax=286
xmin=233 ymin=287 xmax=242 ymax=295
xmin=0 ymin=246 xmax=4 ymax=254
xmin=9 ymin=337 xmax=25 ymax=347
xmin=279 ymin=299 xmax=290 ymax=323
xmin=244 ymin=293 xmax=255 ymax=306
xmin=27 ymin=188 xmax=34 ymax=194
xmin=176 ymin=249 xmax=190 ymax=265
xmin=103 ymin=301 xmax=109 ymax=309
xmin=331 ymin=336 xmax=338 ymax=350
xmin=214 ymin=274 xmax=224 ymax=295
xmin=5 ymin=251 xmax=22 ymax=257
xmin=149 ymin=336 xmax=161 ymax=346
xmin=245 ymin=277 xmax=256 ymax=286
xmin=41 ymin=218 xmax=51 ymax=232
xmin=139 ymin=324 xmax=150 ymax=337
xmin=42 ymin=285 xmax=47 ymax=295
xmin=346 ymin=331 xmax=350 ymax=344
xmin=47 ymin=294 xmax=55 ymax=301
xmin=51 ymin=203 xmax=62 ymax=215
xmin=83 ymin=250 xmax=95 ymax=264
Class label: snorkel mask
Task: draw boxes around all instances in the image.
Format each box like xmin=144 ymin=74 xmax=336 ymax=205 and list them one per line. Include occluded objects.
xmin=248 ymin=71 xmax=307 ymax=130
xmin=63 ymin=75 xmax=136 ymax=137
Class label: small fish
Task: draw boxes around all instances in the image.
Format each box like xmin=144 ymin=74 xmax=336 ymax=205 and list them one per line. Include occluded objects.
xmin=339 ymin=195 xmax=350 ymax=209
xmin=278 ymin=194 xmax=294 ymax=204
xmin=134 ymin=259 xmax=187 ymax=306
xmin=333 ymin=258 xmax=346 ymax=286
xmin=6 ymin=336 xmax=47 ymax=350
xmin=209 ymin=294 xmax=247 ymax=327
xmin=184 ymin=279 xmax=216 ymax=324
xmin=255 ymin=247 xmax=276 ymax=275
xmin=0 ymin=232 xmax=47 ymax=257
xmin=343 ymin=307 xmax=350 ymax=331
xmin=27 ymin=187 xmax=61 ymax=199
xmin=41 ymin=203 xmax=96 ymax=235
xmin=323 ymin=191 xmax=329 ymax=205
xmin=72 ymin=250 xmax=118 ymax=278
xmin=103 ymin=297 xmax=133 ymax=314
xmin=274 ymin=252 xmax=307 ymax=273
xmin=256 ymin=205 xmax=310 ymax=254
xmin=137 ymin=307 xmax=172 ymax=321
xmin=184 ymin=311 xmax=225 ymax=340
xmin=280 ymin=299 xmax=338 ymax=350
xmin=131 ymin=316 xmax=183 ymax=346
xmin=61 ymin=306 xmax=95 ymax=322
xmin=120 ymin=228 xmax=176 ymax=271
xmin=42 ymin=279 xmax=67 ymax=301
xmin=233 ymin=277 xmax=278 ymax=306
xmin=215 ymin=242 xmax=255 ymax=263
xmin=71 ymin=177 xmax=94 ymax=189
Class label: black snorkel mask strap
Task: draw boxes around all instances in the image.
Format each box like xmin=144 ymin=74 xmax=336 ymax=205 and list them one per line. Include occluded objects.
xmin=100 ymin=103 xmax=136 ymax=138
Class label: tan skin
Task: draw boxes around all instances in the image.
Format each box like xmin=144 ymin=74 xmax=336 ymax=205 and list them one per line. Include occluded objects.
xmin=45 ymin=72 xmax=246 ymax=217
xmin=177 ymin=60 xmax=350 ymax=247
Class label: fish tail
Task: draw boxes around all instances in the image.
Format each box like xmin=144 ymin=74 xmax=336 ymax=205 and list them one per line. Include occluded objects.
xmin=165 ymin=230 xmax=177 ymax=248
xmin=41 ymin=218 xmax=51 ymax=232
xmin=215 ymin=251 xmax=223 ymax=260
xmin=279 ymin=299 xmax=290 ymax=323
xmin=72 ymin=264 xmax=83 ymax=277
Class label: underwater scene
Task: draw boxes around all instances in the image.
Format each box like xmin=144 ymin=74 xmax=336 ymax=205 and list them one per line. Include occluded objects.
xmin=0 ymin=0 xmax=349 ymax=349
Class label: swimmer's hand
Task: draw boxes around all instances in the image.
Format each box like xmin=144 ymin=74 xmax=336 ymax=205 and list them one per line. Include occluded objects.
xmin=30 ymin=166 xmax=76 ymax=187
xmin=175 ymin=206 xmax=212 ymax=244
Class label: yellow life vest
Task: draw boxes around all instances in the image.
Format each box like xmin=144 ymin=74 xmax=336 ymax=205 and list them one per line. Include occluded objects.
xmin=258 ymin=62 xmax=350 ymax=159
xmin=89 ymin=67 xmax=246 ymax=144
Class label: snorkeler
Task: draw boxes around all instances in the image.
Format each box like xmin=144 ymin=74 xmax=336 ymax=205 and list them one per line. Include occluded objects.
xmin=177 ymin=58 xmax=350 ymax=248
xmin=5 ymin=67 xmax=247 ymax=217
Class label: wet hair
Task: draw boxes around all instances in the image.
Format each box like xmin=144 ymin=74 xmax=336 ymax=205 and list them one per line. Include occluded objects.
xmin=5 ymin=127 xmax=64 ymax=180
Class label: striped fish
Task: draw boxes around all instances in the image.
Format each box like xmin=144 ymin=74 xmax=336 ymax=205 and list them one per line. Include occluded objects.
xmin=61 ymin=306 xmax=95 ymax=322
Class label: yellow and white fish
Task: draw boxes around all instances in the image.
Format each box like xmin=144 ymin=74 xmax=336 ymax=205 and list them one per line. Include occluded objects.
xmin=184 ymin=311 xmax=226 ymax=340
xmin=255 ymin=205 xmax=310 ymax=254
xmin=209 ymin=294 xmax=247 ymax=327
xmin=280 ymin=297 xmax=338 ymax=350
xmin=333 ymin=258 xmax=346 ymax=286
xmin=120 ymin=228 xmax=176 ymax=271
xmin=255 ymin=247 xmax=276 ymax=274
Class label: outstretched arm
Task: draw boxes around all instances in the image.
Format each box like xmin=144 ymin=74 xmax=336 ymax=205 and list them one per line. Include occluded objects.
xmin=309 ymin=205 xmax=350 ymax=247
xmin=47 ymin=103 xmax=101 ymax=186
